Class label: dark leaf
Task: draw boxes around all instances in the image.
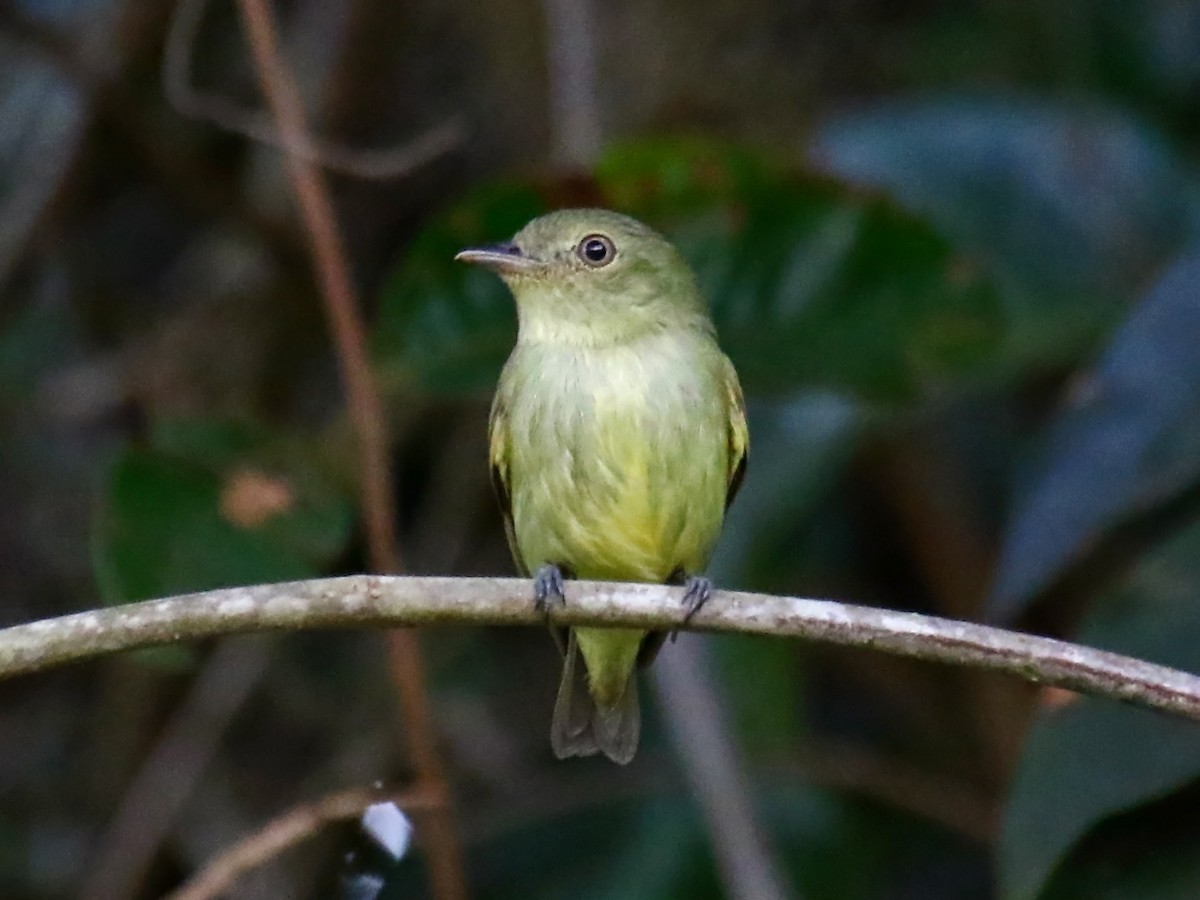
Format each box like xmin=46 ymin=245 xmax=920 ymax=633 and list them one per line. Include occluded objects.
xmin=811 ymin=98 xmax=1200 ymax=369
xmin=377 ymin=139 xmax=1006 ymax=401
xmin=988 ymin=248 xmax=1200 ymax=619
xmin=998 ymin=518 xmax=1200 ymax=900
xmin=374 ymin=182 xmax=544 ymax=393
xmin=93 ymin=420 xmax=353 ymax=604
xmin=708 ymin=390 xmax=862 ymax=586
xmin=1042 ymin=794 xmax=1200 ymax=900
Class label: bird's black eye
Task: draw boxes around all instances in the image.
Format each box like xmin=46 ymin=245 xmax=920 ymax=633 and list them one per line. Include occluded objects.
xmin=577 ymin=234 xmax=616 ymax=267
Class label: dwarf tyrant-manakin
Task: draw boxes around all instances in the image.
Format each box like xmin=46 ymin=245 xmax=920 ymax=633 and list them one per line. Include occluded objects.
xmin=456 ymin=209 xmax=748 ymax=764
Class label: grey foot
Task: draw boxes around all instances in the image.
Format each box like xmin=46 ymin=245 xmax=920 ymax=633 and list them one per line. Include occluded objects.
xmin=670 ymin=574 xmax=714 ymax=642
xmin=682 ymin=575 xmax=713 ymax=621
xmin=533 ymin=564 xmax=567 ymax=613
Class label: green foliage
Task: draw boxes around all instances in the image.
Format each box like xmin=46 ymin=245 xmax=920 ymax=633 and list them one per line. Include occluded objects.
xmin=812 ymin=98 xmax=1200 ymax=368
xmin=706 ymin=391 xmax=862 ymax=588
xmin=374 ymin=182 xmax=543 ymax=393
xmin=382 ymin=785 xmax=921 ymax=900
xmin=92 ymin=420 xmax=353 ymax=605
xmin=716 ymin=635 xmax=805 ymax=750
xmin=989 ymin=248 xmax=1200 ymax=618
xmin=999 ymin=519 xmax=1200 ymax=900
xmin=1041 ymin=797 xmax=1200 ymax=900
xmin=378 ymin=139 xmax=1007 ymax=401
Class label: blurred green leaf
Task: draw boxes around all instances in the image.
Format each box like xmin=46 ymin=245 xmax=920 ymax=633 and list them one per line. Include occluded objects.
xmin=376 ymin=138 xmax=1007 ymax=401
xmin=401 ymin=781 xmax=884 ymax=900
xmin=374 ymin=182 xmax=544 ymax=393
xmin=0 ymin=298 xmax=79 ymax=401
xmin=709 ymin=390 xmax=862 ymax=591
xmin=602 ymin=140 xmax=1006 ymax=398
xmin=1093 ymin=0 xmax=1200 ymax=104
xmin=92 ymin=420 xmax=354 ymax=604
xmin=386 ymin=795 xmax=704 ymax=900
xmin=717 ymin=635 xmax=804 ymax=750
xmin=988 ymin=247 xmax=1200 ymax=619
xmin=1042 ymin=791 xmax=1200 ymax=900
xmin=811 ymin=98 xmax=1200 ymax=369
xmin=998 ymin=517 xmax=1200 ymax=900
xmin=551 ymin=799 xmax=698 ymax=900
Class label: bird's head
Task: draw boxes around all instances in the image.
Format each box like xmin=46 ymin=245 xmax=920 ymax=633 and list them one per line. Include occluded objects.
xmin=456 ymin=208 xmax=709 ymax=346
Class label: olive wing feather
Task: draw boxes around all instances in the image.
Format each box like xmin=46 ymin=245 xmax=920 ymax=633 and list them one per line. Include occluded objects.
xmin=723 ymin=354 xmax=749 ymax=510
xmin=487 ymin=392 xmax=528 ymax=577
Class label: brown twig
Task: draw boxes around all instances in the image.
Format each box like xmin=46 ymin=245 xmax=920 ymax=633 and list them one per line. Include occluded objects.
xmin=5 ymin=576 xmax=1200 ymax=723
xmin=230 ymin=1 xmax=466 ymax=898
xmin=463 ymin=743 xmax=995 ymax=847
xmin=80 ymin=638 xmax=274 ymax=900
xmin=233 ymin=0 xmax=399 ymax=574
xmin=652 ymin=636 xmax=796 ymax=900
xmin=0 ymin=0 xmax=303 ymax=270
xmin=163 ymin=0 xmax=464 ymax=180
xmin=166 ymin=784 xmax=438 ymax=900
xmin=876 ymin=436 xmax=1032 ymax=783
xmin=771 ymin=741 xmax=998 ymax=843
xmin=541 ymin=0 xmax=601 ymax=168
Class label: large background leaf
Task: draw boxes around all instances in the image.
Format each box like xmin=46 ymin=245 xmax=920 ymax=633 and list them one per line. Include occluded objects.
xmin=93 ymin=420 xmax=354 ymax=604
xmin=988 ymin=247 xmax=1200 ymax=620
xmin=810 ymin=98 xmax=1200 ymax=369
xmin=377 ymin=139 xmax=1006 ymax=401
xmin=998 ymin=518 xmax=1200 ymax=900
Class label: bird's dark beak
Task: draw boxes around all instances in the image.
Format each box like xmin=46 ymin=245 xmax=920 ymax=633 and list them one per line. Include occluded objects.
xmin=454 ymin=243 xmax=542 ymax=274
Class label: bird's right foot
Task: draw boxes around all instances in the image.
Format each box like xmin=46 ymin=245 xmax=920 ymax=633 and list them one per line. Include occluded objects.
xmin=533 ymin=564 xmax=568 ymax=613
xmin=681 ymin=575 xmax=713 ymax=623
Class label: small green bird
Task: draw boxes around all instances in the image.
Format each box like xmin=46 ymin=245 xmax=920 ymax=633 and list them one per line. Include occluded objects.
xmin=457 ymin=209 xmax=748 ymax=764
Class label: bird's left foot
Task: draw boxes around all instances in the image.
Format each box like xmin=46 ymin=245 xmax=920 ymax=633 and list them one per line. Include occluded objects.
xmin=668 ymin=573 xmax=713 ymax=642
xmin=681 ymin=575 xmax=713 ymax=623
xmin=533 ymin=563 xmax=568 ymax=613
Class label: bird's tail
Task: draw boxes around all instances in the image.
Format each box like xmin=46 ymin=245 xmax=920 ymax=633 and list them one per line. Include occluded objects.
xmin=550 ymin=630 xmax=640 ymax=764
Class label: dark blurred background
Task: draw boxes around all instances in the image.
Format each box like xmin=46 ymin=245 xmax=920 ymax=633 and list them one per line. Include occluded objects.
xmin=4 ymin=0 xmax=1200 ymax=898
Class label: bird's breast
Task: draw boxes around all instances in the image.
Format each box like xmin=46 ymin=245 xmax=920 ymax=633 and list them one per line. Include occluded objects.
xmin=504 ymin=335 xmax=728 ymax=582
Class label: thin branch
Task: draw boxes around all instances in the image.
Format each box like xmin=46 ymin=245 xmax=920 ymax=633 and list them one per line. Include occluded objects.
xmin=166 ymin=785 xmax=438 ymax=900
xmin=230 ymin=3 xmax=465 ymax=899
xmin=463 ymin=743 xmax=995 ymax=847
xmin=541 ymin=0 xmax=601 ymax=168
xmin=80 ymin=638 xmax=273 ymax=900
xmin=876 ymin=436 xmax=1029 ymax=783
xmin=4 ymin=576 xmax=1200 ymax=722
xmin=768 ymin=741 xmax=997 ymax=843
xmin=0 ymin=1 xmax=304 ymax=270
xmin=233 ymin=0 xmax=400 ymax=576
xmin=163 ymin=0 xmax=465 ymax=179
xmin=652 ymin=636 xmax=796 ymax=900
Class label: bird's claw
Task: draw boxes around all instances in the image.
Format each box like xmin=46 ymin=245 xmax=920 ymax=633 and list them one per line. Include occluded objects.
xmin=682 ymin=575 xmax=713 ymax=619
xmin=670 ymin=575 xmax=713 ymax=642
xmin=533 ymin=564 xmax=567 ymax=613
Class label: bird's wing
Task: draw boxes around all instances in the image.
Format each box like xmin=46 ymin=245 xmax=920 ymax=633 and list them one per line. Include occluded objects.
xmin=723 ymin=354 xmax=749 ymax=510
xmin=488 ymin=390 xmax=528 ymax=576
